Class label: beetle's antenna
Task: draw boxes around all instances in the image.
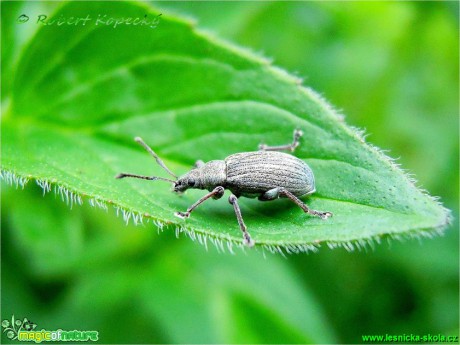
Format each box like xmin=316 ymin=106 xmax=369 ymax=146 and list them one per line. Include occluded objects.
xmin=115 ymin=173 xmax=176 ymax=183
xmin=134 ymin=137 xmax=178 ymax=179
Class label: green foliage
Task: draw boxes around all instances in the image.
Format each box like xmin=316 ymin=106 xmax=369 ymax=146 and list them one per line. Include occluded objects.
xmin=2 ymin=1 xmax=458 ymax=344
xmin=2 ymin=186 xmax=336 ymax=343
xmin=1 ymin=1 xmax=450 ymax=251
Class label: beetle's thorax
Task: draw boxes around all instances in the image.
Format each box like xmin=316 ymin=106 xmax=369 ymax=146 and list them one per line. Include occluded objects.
xmin=196 ymin=160 xmax=226 ymax=190
xmin=174 ymin=160 xmax=226 ymax=193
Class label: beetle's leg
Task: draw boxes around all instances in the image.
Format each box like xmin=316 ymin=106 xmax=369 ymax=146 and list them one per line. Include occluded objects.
xmin=261 ymin=187 xmax=333 ymax=219
xmin=280 ymin=188 xmax=332 ymax=219
xmin=259 ymin=128 xmax=303 ymax=152
xmin=194 ymin=160 xmax=205 ymax=168
xmin=175 ymin=186 xmax=225 ymax=219
xmin=228 ymin=194 xmax=254 ymax=247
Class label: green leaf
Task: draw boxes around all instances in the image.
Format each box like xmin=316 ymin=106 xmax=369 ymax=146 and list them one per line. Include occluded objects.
xmin=1 ymin=1 xmax=450 ymax=252
xmin=138 ymin=243 xmax=337 ymax=343
xmin=63 ymin=241 xmax=337 ymax=343
xmin=2 ymin=185 xmax=336 ymax=343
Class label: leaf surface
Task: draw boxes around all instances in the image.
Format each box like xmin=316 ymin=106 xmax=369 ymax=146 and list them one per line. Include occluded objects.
xmin=1 ymin=1 xmax=450 ymax=251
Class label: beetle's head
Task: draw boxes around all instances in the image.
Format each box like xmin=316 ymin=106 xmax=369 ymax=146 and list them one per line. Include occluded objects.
xmin=173 ymin=169 xmax=200 ymax=193
xmin=116 ymin=137 xmax=207 ymax=194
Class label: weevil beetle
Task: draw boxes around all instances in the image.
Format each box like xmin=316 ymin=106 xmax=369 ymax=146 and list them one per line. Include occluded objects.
xmin=116 ymin=129 xmax=332 ymax=247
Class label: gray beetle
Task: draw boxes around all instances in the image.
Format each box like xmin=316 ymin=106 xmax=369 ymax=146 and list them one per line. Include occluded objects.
xmin=116 ymin=129 xmax=332 ymax=247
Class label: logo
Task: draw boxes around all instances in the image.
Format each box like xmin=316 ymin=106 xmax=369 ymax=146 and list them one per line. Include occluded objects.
xmin=2 ymin=316 xmax=99 ymax=343
xmin=17 ymin=14 xmax=30 ymax=23
xmin=2 ymin=316 xmax=36 ymax=340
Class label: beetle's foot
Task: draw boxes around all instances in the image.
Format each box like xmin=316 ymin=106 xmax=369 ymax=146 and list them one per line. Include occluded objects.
xmin=294 ymin=128 xmax=304 ymax=139
xmin=318 ymin=211 xmax=333 ymax=219
xmin=258 ymin=143 xmax=268 ymax=151
xmin=174 ymin=211 xmax=190 ymax=219
xmin=243 ymin=234 xmax=255 ymax=248
xmin=291 ymin=129 xmax=304 ymax=151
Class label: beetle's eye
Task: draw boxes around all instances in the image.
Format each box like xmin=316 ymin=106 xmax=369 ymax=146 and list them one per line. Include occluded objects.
xmin=188 ymin=179 xmax=195 ymax=187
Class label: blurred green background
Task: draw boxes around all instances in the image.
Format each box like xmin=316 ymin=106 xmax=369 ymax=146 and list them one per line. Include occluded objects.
xmin=2 ymin=1 xmax=458 ymax=343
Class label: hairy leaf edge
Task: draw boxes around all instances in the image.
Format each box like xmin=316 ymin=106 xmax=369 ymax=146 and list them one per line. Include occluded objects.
xmin=1 ymin=169 xmax=450 ymax=256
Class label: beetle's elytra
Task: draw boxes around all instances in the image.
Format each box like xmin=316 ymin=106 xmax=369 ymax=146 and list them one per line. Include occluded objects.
xmin=116 ymin=129 xmax=332 ymax=247
xmin=225 ymin=151 xmax=315 ymax=198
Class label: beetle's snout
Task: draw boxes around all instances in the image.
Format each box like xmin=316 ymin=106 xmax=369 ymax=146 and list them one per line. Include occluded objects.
xmin=173 ymin=180 xmax=188 ymax=193
xmin=174 ymin=171 xmax=200 ymax=193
